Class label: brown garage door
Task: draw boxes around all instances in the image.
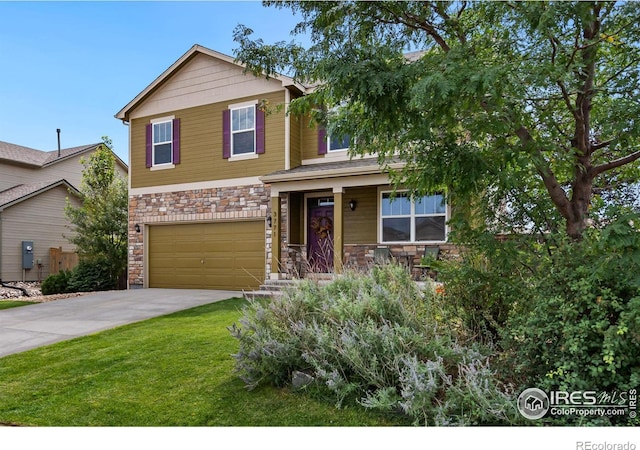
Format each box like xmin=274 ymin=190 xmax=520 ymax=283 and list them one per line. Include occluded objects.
xmin=148 ymin=221 xmax=264 ymax=290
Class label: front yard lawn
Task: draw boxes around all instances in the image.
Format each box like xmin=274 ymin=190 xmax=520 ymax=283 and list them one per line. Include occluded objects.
xmin=0 ymin=297 xmax=399 ymax=426
xmin=0 ymin=301 xmax=35 ymax=310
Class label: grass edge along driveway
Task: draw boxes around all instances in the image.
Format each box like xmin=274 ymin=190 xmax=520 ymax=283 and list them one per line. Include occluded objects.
xmin=0 ymin=297 xmax=399 ymax=426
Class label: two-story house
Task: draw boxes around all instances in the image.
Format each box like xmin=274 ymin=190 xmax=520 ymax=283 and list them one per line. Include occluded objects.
xmin=0 ymin=141 xmax=128 ymax=282
xmin=117 ymin=44 xmax=451 ymax=291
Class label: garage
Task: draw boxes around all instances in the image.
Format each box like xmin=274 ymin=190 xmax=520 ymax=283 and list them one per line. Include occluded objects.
xmin=148 ymin=221 xmax=265 ymax=290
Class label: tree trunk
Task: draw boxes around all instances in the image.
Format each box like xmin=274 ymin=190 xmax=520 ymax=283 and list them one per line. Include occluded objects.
xmin=565 ymin=173 xmax=593 ymax=240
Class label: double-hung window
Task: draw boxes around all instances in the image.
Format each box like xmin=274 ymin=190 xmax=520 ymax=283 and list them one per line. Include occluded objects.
xmin=153 ymin=120 xmax=173 ymax=165
xmin=231 ymin=105 xmax=256 ymax=155
xmin=380 ymin=191 xmax=447 ymax=242
xmin=223 ymin=102 xmax=265 ymax=159
xmin=145 ymin=117 xmax=180 ymax=168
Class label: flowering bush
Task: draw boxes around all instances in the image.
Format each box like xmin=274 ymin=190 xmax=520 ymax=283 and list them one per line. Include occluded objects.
xmin=229 ymin=264 xmax=521 ymax=425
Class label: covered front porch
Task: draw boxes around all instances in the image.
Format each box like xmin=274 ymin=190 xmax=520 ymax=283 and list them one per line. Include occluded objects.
xmin=261 ymin=158 xmax=453 ymax=281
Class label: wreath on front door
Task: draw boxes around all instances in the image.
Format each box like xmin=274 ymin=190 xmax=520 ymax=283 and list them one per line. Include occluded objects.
xmin=310 ymin=216 xmax=333 ymax=239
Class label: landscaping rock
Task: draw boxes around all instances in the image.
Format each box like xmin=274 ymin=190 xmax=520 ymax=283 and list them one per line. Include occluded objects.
xmin=0 ymin=282 xmax=41 ymax=299
xmin=292 ymin=371 xmax=315 ymax=390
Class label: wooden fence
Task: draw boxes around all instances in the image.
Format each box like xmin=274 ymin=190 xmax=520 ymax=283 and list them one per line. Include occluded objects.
xmin=49 ymin=247 xmax=79 ymax=274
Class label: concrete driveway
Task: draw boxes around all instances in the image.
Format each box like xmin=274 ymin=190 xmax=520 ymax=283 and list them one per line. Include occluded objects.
xmin=0 ymin=289 xmax=239 ymax=358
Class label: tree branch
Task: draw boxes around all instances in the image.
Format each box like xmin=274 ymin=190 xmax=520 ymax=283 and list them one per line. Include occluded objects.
xmin=590 ymin=138 xmax=614 ymax=152
xmin=591 ymin=149 xmax=640 ymax=177
xmin=514 ymin=126 xmax=573 ymax=220
xmin=377 ymin=4 xmax=451 ymax=52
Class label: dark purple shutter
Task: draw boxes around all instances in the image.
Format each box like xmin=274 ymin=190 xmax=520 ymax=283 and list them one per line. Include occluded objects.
xmin=222 ymin=110 xmax=231 ymax=159
xmin=317 ymin=127 xmax=327 ymax=155
xmin=172 ymin=118 xmax=180 ymax=164
xmin=145 ymin=123 xmax=152 ymax=168
xmin=256 ymin=108 xmax=265 ymax=154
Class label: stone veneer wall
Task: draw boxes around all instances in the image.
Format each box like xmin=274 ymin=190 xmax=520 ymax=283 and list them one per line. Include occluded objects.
xmin=278 ymin=242 xmax=458 ymax=280
xmin=128 ymin=184 xmax=271 ymax=288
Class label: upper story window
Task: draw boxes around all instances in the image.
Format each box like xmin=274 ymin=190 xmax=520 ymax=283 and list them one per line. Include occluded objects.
xmin=380 ymin=191 xmax=447 ymax=242
xmin=318 ymin=129 xmax=351 ymax=155
xmin=328 ymin=134 xmax=351 ymax=152
xmin=223 ymin=102 xmax=265 ymax=160
xmin=231 ymin=105 xmax=256 ymax=155
xmin=145 ymin=117 xmax=180 ymax=169
xmin=153 ymin=121 xmax=173 ymax=165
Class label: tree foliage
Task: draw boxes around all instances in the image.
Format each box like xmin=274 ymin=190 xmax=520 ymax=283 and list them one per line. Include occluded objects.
xmin=65 ymin=137 xmax=127 ymax=286
xmin=234 ymin=1 xmax=640 ymax=240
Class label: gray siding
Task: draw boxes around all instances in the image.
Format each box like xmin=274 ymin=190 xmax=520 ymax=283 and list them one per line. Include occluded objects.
xmin=0 ymin=150 xmax=127 ymax=192
xmin=0 ymin=185 xmax=81 ymax=281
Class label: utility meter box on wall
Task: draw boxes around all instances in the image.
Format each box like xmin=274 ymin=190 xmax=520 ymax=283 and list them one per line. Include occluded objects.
xmin=22 ymin=241 xmax=34 ymax=270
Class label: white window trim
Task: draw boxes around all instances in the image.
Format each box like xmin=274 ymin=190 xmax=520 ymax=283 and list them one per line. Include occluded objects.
xmin=229 ymin=101 xmax=258 ymax=157
xmin=151 ymin=115 xmax=175 ymax=168
xmin=378 ymin=188 xmax=449 ymax=244
xmin=150 ymin=163 xmax=176 ymax=171
xmin=228 ymin=153 xmax=259 ymax=162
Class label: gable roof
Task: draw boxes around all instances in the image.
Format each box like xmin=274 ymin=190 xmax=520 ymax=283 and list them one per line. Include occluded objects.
xmin=0 ymin=141 xmax=128 ymax=171
xmin=0 ymin=141 xmax=99 ymax=168
xmin=115 ymin=44 xmax=309 ymax=122
xmin=0 ymin=179 xmax=81 ymax=211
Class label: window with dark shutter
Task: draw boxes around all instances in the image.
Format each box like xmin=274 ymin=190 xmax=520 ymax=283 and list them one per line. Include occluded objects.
xmin=224 ymin=104 xmax=265 ymax=158
xmin=145 ymin=118 xmax=179 ymax=167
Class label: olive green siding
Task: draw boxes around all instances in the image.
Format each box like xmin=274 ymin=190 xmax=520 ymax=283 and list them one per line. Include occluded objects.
xmin=290 ymin=113 xmax=302 ymax=169
xmin=343 ymin=186 xmax=378 ymax=244
xmin=301 ymin=116 xmax=322 ymax=161
xmin=131 ymin=91 xmax=287 ymax=188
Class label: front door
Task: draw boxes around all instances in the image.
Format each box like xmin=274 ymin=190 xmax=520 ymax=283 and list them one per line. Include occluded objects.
xmin=307 ymin=199 xmax=334 ymax=273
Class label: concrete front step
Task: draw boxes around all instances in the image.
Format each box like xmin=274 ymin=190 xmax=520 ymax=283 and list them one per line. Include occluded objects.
xmin=245 ymin=277 xmax=335 ymax=299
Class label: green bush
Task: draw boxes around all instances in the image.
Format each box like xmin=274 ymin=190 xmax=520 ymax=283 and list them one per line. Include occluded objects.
xmin=41 ymin=270 xmax=72 ymax=295
xmin=503 ymin=212 xmax=640 ymax=425
xmin=230 ymin=264 xmax=521 ymax=425
xmin=67 ymin=257 xmax=117 ymax=293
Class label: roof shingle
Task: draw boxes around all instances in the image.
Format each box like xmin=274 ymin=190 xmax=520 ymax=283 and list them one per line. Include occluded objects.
xmin=0 ymin=141 xmax=101 ymax=167
xmin=0 ymin=181 xmax=74 ymax=208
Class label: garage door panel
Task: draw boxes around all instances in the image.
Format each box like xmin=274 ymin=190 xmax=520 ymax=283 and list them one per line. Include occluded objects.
xmin=149 ymin=221 xmax=264 ymax=290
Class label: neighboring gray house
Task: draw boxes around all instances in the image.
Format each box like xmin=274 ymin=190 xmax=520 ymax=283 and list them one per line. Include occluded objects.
xmin=0 ymin=141 xmax=128 ymax=282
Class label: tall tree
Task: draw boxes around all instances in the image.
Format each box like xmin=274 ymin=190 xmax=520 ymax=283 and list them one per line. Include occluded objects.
xmin=235 ymin=1 xmax=640 ymax=240
xmin=65 ymin=137 xmax=128 ymax=285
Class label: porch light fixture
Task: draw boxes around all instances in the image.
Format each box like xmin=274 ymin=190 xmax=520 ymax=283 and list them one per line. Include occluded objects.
xmin=267 ymin=215 xmax=272 ymax=228
xmin=134 ymin=223 xmax=141 ymax=233
xmin=349 ymin=199 xmax=357 ymax=211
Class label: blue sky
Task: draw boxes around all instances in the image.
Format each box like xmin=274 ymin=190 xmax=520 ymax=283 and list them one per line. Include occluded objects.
xmin=0 ymin=1 xmax=305 ymax=164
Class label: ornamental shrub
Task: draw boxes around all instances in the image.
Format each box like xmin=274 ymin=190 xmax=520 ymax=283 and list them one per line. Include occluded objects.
xmin=503 ymin=211 xmax=640 ymax=425
xmin=230 ymin=264 xmax=521 ymax=425
xmin=67 ymin=257 xmax=118 ymax=292
xmin=41 ymin=270 xmax=72 ymax=295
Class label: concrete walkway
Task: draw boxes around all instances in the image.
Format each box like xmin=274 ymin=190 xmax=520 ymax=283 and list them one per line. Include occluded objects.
xmin=0 ymin=289 xmax=238 ymax=358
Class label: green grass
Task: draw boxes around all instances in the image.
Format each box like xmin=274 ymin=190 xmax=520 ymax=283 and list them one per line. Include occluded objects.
xmin=0 ymin=301 xmax=35 ymax=310
xmin=0 ymin=297 xmax=401 ymax=426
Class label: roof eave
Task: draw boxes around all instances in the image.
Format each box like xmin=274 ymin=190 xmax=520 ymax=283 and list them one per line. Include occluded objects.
xmin=260 ymin=162 xmax=404 ymax=184
xmin=0 ymin=180 xmax=81 ymax=212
